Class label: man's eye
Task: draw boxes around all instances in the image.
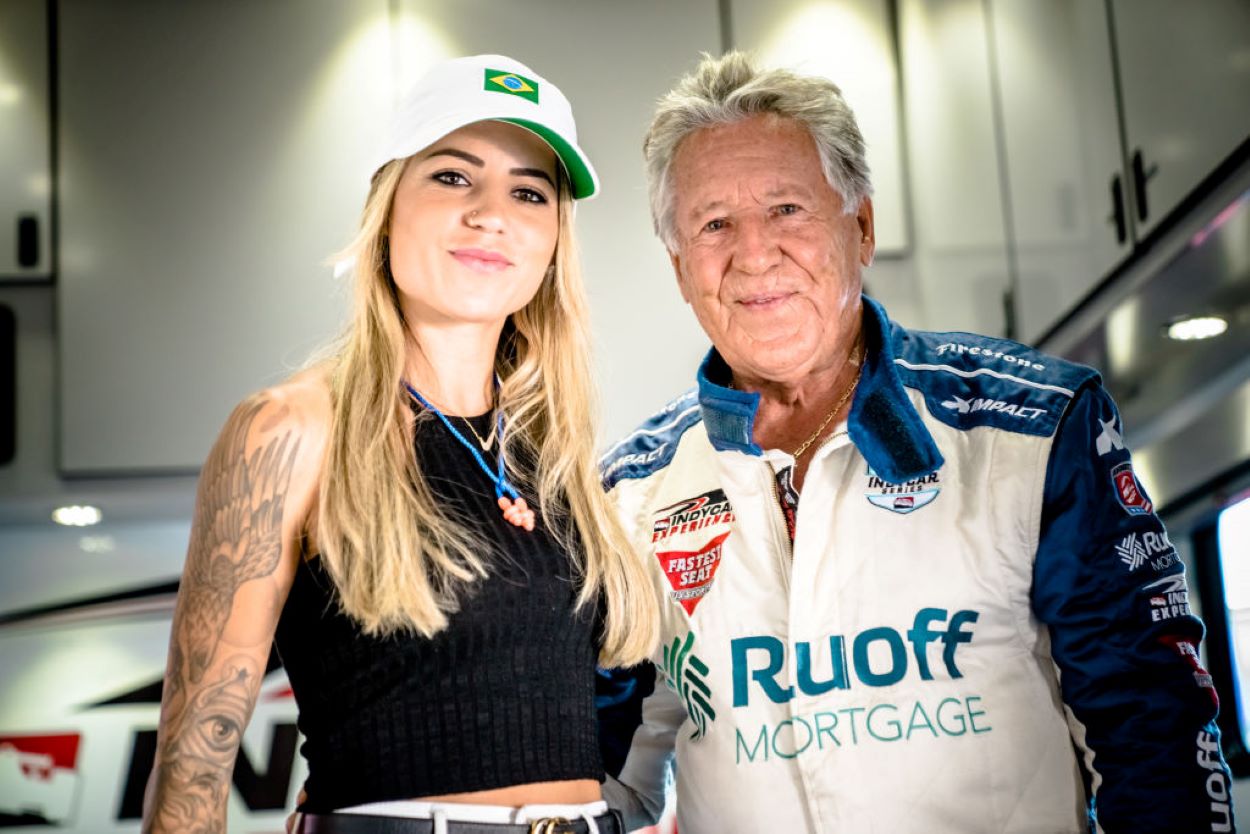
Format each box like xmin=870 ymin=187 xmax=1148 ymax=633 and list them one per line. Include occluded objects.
xmin=432 ymin=171 xmax=469 ymax=186
xmin=703 ymin=218 xmax=726 ymax=233
xmin=514 ymin=187 xmax=549 ymax=204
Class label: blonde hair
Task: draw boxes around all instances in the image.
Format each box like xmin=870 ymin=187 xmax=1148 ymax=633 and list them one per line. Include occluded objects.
xmin=315 ymin=156 xmax=657 ymax=666
xmin=645 ymin=51 xmax=873 ymax=248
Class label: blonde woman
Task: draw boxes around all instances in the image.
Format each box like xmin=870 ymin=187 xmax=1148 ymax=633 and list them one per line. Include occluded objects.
xmin=142 ymin=55 xmax=656 ymax=834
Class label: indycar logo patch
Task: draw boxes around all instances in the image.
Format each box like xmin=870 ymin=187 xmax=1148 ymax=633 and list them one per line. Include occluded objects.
xmin=864 ymin=465 xmax=941 ymax=514
xmin=652 ymin=489 xmax=734 ymax=544
xmin=1111 ymin=461 xmax=1153 ymax=516
xmin=656 ymin=531 xmax=730 ymax=615
xmin=1141 ymin=573 xmax=1191 ymax=622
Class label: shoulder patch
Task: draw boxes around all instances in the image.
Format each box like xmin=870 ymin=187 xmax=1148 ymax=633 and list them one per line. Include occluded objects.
xmin=600 ymin=390 xmax=702 ymax=490
xmin=891 ymin=327 xmax=1099 ymax=437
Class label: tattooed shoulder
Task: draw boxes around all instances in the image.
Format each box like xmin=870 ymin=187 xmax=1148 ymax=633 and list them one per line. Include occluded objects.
xmin=181 ymin=391 xmax=310 ymax=682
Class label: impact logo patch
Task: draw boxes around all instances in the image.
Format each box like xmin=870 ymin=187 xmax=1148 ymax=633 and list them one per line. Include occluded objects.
xmin=865 ymin=465 xmax=940 ymax=514
xmin=0 ymin=734 xmax=82 ymax=826
xmin=1111 ymin=461 xmax=1153 ymax=515
xmin=941 ymin=395 xmax=1045 ymax=420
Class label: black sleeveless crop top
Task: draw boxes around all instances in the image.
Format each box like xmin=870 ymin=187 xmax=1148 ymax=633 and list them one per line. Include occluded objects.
xmin=274 ymin=411 xmax=603 ymax=812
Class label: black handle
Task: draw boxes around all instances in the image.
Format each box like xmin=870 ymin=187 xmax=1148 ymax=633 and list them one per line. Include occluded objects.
xmin=1110 ymin=174 xmax=1127 ymax=245
xmin=16 ymin=214 xmax=38 ymax=268
xmin=1131 ymin=149 xmax=1158 ymax=224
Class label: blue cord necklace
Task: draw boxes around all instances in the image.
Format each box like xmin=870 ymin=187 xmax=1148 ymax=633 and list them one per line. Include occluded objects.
xmin=403 ymin=380 xmax=535 ymax=531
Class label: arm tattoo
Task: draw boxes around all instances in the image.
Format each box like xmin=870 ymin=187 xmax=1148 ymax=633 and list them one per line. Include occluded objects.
xmin=182 ymin=398 xmax=300 ymax=682
xmin=146 ymin=656 xmax=261 ymax=833
xmin=145 ymin=398 xmax=301 ymax=832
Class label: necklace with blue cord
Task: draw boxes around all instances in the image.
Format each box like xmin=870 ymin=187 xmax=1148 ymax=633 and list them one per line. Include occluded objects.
xmin=403 ymin=380 xmax=536 ymax=531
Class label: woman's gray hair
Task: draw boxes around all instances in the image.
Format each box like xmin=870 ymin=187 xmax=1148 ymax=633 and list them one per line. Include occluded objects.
xmin=644 ymin=51 xmax=872 ymax=249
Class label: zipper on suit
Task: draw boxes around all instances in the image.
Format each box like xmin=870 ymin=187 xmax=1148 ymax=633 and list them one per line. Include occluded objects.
xmin=764 ymin=462 xmax=794 ymax=594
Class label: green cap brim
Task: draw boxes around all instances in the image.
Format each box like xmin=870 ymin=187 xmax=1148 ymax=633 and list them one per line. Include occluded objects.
xmin=501 ymin=117 xmax=597 ymax=200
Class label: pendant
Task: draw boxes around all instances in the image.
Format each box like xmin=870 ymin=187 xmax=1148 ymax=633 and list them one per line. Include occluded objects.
xmin=497 ymin=495 xmax=535 ymax=531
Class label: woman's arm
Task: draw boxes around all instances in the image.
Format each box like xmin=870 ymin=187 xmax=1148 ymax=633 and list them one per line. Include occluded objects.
xmin=143 ymin=381 xmax=327 ymax=833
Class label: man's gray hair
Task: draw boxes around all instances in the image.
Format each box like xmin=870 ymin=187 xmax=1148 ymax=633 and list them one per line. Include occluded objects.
xmin=644 ymin=51 xmax=873 ymax=249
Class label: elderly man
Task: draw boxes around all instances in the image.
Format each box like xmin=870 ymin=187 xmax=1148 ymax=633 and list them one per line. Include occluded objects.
xmin=598 ymin=52 xmax=1236 ymax=833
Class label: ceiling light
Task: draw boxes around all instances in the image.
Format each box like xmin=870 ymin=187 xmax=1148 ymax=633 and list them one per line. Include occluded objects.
xmin=1165 ymin=316 xmax=1228 ymax=341
xmin=52 ymin=505 xmax=102 ymax=527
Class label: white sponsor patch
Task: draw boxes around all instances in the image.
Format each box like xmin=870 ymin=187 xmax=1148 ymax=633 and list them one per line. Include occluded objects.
xmin=940 ymin=395 xmax=1046 ymax=420
xmin=1116 ymin=531 xmax=1175 ymax=572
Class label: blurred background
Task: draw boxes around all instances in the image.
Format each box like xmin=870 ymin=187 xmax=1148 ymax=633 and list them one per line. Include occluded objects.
xmin=0 ymin=0 xmax=1247 ymax=830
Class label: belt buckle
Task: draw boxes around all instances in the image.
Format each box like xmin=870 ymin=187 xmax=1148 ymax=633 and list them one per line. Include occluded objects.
xmin=528 ymin=817 xmax=572 ymax=834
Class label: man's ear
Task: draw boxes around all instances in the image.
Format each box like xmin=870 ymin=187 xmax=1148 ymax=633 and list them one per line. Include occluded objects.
xmin=670 ymin=249 xmax=692 ymax=304
xmin=855 ymin=197 xmax=876 ymax=267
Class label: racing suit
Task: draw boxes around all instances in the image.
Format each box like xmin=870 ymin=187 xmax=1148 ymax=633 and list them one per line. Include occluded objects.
xmin=597 ymin=297 xmax=1236 ymax=833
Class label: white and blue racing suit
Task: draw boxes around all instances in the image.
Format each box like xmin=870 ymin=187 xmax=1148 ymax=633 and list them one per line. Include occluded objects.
xmin=597 ymin=297 xmax=1236 ymax=834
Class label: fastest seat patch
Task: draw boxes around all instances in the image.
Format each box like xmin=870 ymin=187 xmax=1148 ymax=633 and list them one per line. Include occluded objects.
xmin=653 ymin=489 xmax=735 ymax=615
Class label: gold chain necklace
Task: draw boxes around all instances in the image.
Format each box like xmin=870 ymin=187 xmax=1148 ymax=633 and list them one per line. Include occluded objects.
xmin=460 ymin=413 xmax=496 ymax=451
xmin=790 ymin=345 xmax=863 ymax=460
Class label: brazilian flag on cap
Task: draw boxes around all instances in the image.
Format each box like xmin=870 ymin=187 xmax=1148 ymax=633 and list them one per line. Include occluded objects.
xmin=484 ymin=69 xmax=539 ymax=103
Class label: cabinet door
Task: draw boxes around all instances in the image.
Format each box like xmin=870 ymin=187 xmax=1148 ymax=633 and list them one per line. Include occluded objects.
xmin=729 ymin=0 xmax=909 ymax=256
xmin=0 ymin=0 xmax=51 ymax=280
xmin=1112 ymin=0 xmax=1250 ymax=236
xmin=990 ymin=0 xmax=1132 ymax=343
xmin=898 ymin=0 xmax=1013 ymax=337
xmin=58 ymin=0 xmax=392 ymax=473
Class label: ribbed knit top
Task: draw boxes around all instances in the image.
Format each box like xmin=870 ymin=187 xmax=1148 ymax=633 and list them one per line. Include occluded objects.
xmin=274 ymin=409 xmax=602 ymax=813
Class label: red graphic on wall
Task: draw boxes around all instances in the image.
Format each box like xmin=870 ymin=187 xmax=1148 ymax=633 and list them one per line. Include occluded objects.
xmin=656 ymin=531 xmax=731 ymax=615
xmin=0 ymin=734 xmax=82 ymax=827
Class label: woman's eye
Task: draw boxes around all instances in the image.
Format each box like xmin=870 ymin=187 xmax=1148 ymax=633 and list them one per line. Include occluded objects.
xmin=432 ymin=171 xmax=469 ymax=186
xmin=514 ymin=187 xmax=549 ymax=204
xmin=776 ymin=203 xmax=800 ymax=216
xmin=703 ymin=218 xmax=726 ymax=233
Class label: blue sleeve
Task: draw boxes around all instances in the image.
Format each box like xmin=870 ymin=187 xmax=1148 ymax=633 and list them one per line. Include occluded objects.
xmin=596 ymin=663 xmax=656 ymax=779
xmin=1033 ymin=383 xmax=1236 ymax=833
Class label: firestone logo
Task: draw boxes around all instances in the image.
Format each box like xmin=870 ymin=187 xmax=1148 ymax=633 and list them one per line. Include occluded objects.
xmin=935 ymin=342 xmax=1045 ymax=371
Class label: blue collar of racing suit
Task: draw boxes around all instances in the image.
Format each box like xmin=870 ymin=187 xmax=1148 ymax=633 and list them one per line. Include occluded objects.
xmin=694 ymin=295 xmax=945 ymax=486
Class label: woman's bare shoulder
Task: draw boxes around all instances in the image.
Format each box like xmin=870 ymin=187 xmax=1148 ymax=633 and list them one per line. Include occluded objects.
xmin=201 ymin=368 xmax=334 ymax=500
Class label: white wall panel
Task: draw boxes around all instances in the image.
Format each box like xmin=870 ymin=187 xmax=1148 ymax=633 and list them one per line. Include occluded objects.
xmin=730 ymin=0 xmax=909 ymax=255
xmin=58 ymin=0 xmax=392 ymax=473
xmin=898 ymin=0 xmax=1011 ymax=336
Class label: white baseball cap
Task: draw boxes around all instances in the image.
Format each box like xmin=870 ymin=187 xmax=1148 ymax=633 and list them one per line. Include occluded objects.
xmin=372 ymin=54 xmax=599 ymax=200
